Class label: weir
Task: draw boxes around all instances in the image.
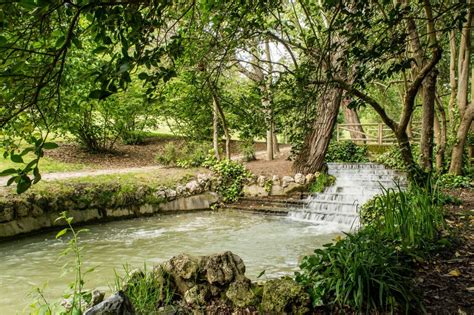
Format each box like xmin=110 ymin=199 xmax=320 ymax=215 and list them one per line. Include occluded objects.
xmin=288 ymin=163 xmax=406 ymax=229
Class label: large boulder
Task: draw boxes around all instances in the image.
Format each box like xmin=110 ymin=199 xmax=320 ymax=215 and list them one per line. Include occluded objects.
xmin=294 ymin=173 xmax=306 ymax=185
xmin=162 ymin=254 xmax=200 ymax=294
xmin=200 ymin=251 xmax=246 ymax=285
xmin=260 ymin=278 xmax=310 ymax=314
xmin=185 ymin=180 xmax=202 ymax=195
xmin=225 ymin=278 xmax=257 ymax=308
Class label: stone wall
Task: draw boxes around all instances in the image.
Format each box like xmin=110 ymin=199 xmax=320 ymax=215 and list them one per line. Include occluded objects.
xmin=0 ymin=173 xmax=218 ymax=240
xmin=243 ymin=173 xmax=316 ymax=197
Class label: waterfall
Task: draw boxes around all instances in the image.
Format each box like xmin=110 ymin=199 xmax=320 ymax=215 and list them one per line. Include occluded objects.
xmin=288 ymin=163 xmax=406 ymax=230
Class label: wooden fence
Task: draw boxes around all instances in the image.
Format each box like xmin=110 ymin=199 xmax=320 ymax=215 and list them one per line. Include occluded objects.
xmin=336 ymin=123 xmax=420 ymax=145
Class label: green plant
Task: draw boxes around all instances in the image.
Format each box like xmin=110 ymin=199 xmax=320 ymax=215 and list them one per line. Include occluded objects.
xmin=122 ymin=130 xmax=146 ymax=145
xmin=296 ymin=228 xmax=419 ymax=313
xmin=308 ymin=173 xmax=335 ymax=193
xmin=325 ymin=141 xmax=368 ymax=163
xmin=156 ymin=141 xmax=212 ymax=168
xmin=113 ymin=264 xmax=175 ymax=313
xmin=435 ymin=173 xmax=472 ymax=189
xmin=375 ymin=145 xmax=421 ymax=171
xmin=361 ymin=185 xmax=445 ymax=248
xmin=206 ymin=159 xmax=251 ymax=202
xmin=30 ymin=212 xmax=93 ymax=314
xmin=239 ymin=138 xmax=256 ymax=162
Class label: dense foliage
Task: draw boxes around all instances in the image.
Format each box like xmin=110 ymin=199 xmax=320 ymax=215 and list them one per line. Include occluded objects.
xmin=325 ymin=141 xmax=369 ymax=163
xmin=206 ymin=159 xmax=251 ymax=202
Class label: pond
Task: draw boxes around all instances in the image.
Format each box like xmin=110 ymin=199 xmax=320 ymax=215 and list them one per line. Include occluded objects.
xmin=0 ymin=210 xmax=343 ymax=314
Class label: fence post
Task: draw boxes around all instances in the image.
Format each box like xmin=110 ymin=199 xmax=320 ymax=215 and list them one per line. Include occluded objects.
xmin=378 ymin=123 xmax=383 ymax=145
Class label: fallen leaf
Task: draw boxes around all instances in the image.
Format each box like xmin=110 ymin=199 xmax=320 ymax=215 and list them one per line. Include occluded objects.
xmin=448 ymin=269 xmax=461 ymax=277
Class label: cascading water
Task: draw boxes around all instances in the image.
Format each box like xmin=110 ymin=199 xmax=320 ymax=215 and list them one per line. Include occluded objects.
xmin=288 ymin=163 xmax=406 ymax=230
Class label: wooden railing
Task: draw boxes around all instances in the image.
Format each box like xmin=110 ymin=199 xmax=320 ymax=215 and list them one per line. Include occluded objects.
xmin=336 ymin=123 xmax=420 ymax=145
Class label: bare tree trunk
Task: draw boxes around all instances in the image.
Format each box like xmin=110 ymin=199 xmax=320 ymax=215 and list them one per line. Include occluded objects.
xmin=209 ymin=81 xmax=231 ymax=159
xmin=448 ymin=31 xmax=457 ymax=128
xmin=449 ymin=105 xmax=474 ymax=175
xmin=212 ymin=99 xmax=220 ymax=160
xmin=342 ymin=98 xmax=366 ymax=143
xmin=420 ymin=69 xmax=437 ymax=171
xmin=293 ymin=87 xmax=343 ymax=173
xmin=272 ymin=122 xmax=280 ymax=154
xmin=264 ymin=40 xmax=274 ymax=161
xmin=434 ymin=95 xmax=447 ymax=170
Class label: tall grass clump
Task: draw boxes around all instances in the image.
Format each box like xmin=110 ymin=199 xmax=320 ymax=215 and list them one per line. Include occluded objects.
xmin=113 ymin=264 xmax=175 ymax=313
xmin=362 ymin=184 xmax=445 ymax=248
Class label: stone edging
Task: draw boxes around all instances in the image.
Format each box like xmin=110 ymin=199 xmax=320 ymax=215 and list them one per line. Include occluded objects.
xmin=0 ymin=173 xmax=218 ymax=240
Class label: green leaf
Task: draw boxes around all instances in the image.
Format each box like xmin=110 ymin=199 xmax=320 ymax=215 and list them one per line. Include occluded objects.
xmin=11 ymin=154 xmax=24 ymax=163
xmin=0 ymin=168 xmax=17 ymax=177
xmin=20 ymin=147 xmax=34 ymax=156
xmin=6 ymin=176 xmax=17 ymax=186
xmin=0 ymin=35 xmax=7 ymax=46
xmin=92 ymin=46 xmax=108 ymax=54
xmin=138 ymin=72 xmax=148 ymax=80
xmin=55 ymin=35 xmax=66 ymax=48
xmin=43 ymin=142 xmax=59 ymax=150
xmin=89 ymin=89 xmax=112 ymax=100
xmin=72 ymin=37 xmax=82 ymax=49
xmin=16 ymin=175 xmax=31 ymax=194
xmin=56 ymin=228 xmax=68 ymax=239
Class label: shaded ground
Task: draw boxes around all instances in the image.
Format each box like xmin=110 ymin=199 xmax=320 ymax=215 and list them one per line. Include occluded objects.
xmin=415 ymin=188 xmax=474 ymax=314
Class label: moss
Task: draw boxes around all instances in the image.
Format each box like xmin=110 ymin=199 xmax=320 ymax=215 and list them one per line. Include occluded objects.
xmin=308 ymin=173 xmax=336 ymax=193
xmin=260 ymin=277 xmax=310 ymax=314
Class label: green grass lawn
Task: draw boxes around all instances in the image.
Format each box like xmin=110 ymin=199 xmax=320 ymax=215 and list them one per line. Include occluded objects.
xmin=0 ymin=153 xmax=88 ymax=174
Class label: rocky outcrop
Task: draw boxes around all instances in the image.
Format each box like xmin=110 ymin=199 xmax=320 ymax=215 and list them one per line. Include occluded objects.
xmin=100 ymin=251 xmax=311 ymax=314
xmin=84 ymin=291 xmax=134 ymax=315
xmin=0 ymin=173 xmax=218 ymax=240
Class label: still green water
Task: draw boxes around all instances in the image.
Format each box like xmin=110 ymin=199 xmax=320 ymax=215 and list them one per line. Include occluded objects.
xmin=0 ymin=210 xmax=342 ymax=314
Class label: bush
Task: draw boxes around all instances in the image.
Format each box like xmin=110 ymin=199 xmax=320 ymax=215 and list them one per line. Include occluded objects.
xmin=122 ymin=130 xmax=147 ymax=145
xmin=296 ymin=228 xmax=419 ymax=313
xmin=239 ymin=138 xmax=256 ymax=162
xmin=156 ymin=141 xmax=212 ymax=168
xmin=375 ymin=145 xmax=420 ymax=170
xmin=436 ymin=173 xmax=472 ymax=189
xmin=308 ymin=173 xmax=335 ymax=193
xmin=206 ymin=159 xmax=250 ymax=202
xmin=325 ymin=141 xmax=368 ymax=163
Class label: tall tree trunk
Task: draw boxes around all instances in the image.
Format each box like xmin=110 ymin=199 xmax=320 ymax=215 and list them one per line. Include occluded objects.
xmin=434 ymin=95 xmax=447 ymax=170
xmin=209 ymin=81 xmax=231 ymax=159
xmin=212 ymin=99 xmax=220 ymax=160
xmin=293 ymin=87 xmax=343 ymax=173
xmin=342 ymin=98 xmax=366 ymax=143
xmin=449 ymin=105 xmax=474 ymax=175
xmin=420 ymin=69 xmax=437 ymax=171
xmin=448 ymin=31 xmax=457 ymax=128
xmin=264 ymin=40 xmax=274 ymax=161
xmin=272 ymin=122 xmax=280 ymax=154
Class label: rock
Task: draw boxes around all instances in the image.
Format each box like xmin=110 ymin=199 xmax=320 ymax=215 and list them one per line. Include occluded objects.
xmin=246 ymin=174 xmax=257 ymax=185
xmin=165 ymin=189 xmax=177 ymax=201
xmin=305 ymin=173 xmax=315 ymax=184
xmin=185 ymin=180 xmax=202 ymax=195
xmin=197 ymin=173 xmax=212 ymax=188
xmin=15 ymin=203 xmax=29 ymax=217
xmin=175 ymin=185 xmax=187 ymax=197
xmin=281 ymin=176 xmax=295 ymax=188
xmin=162 ymin=254 xmax=200 ymax=294
xmin=184 ymin=284 xmax=210 ymax=305
xmin=294 ymin=173 xmax=306 ymax=185
xmin=257 ymin=176 xmax=266 ymax=187
xmin=154 ymin=189 xmax=167 ymax=200
xmin=0 ymin=206 xmax=14 ymax=222
xmin=90 ymin=289 xmax=105 ymax=307
xmin=261 ymin=278 xmax=310 ymax=314
xmin=31 ymin=204 xmax=43 ymax=217
xmin=225 ymin=278 xmax=257 ymax=308
xmin=84 ymin=291 xmax=135 ymax=315
xmin=200 ymin=251 xmax=246 ymax=286
xmin=272 ymin=175 xmax=281 ymax=186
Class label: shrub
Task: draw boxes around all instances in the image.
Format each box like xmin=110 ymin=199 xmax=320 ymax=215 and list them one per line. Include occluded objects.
xmin=122 ymin=130 xmax=147 ymax=145
xmin=296 ymin=228 xmax=419 ymax=313
xmin=308 ymin=173 xmax=335 ymax=193
xmin=435 ymin=173 xmax=472 ymax=189
xmin=206 ymin=159 xmax=250 ymax=202
xmin=156 ymin=141 xmax=212 ymax=168
xmin=375 ymin=145 xmax=420 ymax=170
xmin=325 ymin=141 xmax=368 ymax=163
xmin=239 ymin=138 xmax=256 ymax=162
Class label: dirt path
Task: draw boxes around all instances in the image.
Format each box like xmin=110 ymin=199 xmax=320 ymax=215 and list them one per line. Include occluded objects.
xmin=0 ymin=147 xmax=292 ymax=186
